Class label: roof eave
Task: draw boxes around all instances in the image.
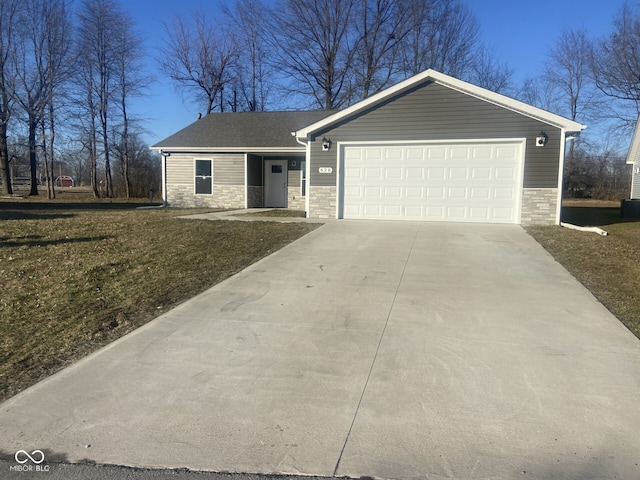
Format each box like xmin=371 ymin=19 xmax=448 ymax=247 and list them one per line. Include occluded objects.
xmin=150 ymin=146 xmax=306 ymax=153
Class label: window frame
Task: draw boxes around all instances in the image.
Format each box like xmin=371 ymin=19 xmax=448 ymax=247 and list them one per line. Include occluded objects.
xmin=194 ymin=158 xmax=213 ymax=195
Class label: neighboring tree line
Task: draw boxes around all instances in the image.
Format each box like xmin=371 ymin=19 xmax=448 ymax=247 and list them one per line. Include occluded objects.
xmin=2 ymin=0 xmax=639 ymax=200
xmin=160 ymin=0 xmax=510 ymax=113
xmin=0 ymin=0 xmax=159 ymax=199
xmin=162 ymin=0 xmax=640 ymax=200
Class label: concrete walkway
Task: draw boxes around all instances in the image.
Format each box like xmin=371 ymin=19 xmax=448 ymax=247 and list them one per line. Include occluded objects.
xmin=178 ymin=208 xmax=329 ymax=223
xmin=1 ymin=221 xmax=639 ymax=479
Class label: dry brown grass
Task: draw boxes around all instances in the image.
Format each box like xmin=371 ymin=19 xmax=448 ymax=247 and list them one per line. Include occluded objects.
xmin=526 ymin=200 xmax=640 ymax=340
xmin=0 ymin=199 xmax=320 ymax=400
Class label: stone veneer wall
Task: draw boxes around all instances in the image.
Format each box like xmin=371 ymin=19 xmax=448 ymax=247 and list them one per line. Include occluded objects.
xmin=167 ymin=184 xmax=245 ymax=209
xmin=520 ymin=188 xmax=558 ymax=225
xmin=247 ymin=186 xmax=263 ymax=208
xmin=308 ymin=186 xmax=336 ymax=218
xmin=287 ymin=187 xmax=305 ymax=210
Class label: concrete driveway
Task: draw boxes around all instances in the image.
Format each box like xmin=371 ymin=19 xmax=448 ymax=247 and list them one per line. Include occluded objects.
xmin=1 ymin=221 xmax=639 ymax=480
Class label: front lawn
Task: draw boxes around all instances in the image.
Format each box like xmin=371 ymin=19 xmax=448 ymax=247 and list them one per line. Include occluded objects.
xmin=0 ymin=201 xmax=320 ymax=401
xmin=526 ymin=200 xmax=640 ymax=340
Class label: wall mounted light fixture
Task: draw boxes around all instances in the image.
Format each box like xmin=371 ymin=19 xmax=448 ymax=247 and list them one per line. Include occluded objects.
xmin=536 ymin=131 xmax=549 ymax=147
xmin=322 ymin=137 xmax=332 ymax=151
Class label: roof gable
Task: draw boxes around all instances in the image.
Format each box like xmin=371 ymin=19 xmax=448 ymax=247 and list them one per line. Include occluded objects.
xmin=295 ymin=69 xmax=587 ymax=139
xmin=152 ymin=110 xmax=334 ymax=152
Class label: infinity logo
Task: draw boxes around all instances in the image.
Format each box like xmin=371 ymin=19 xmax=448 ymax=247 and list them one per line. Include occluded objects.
xmin=14 ymin=450 xmax=45 ymax=464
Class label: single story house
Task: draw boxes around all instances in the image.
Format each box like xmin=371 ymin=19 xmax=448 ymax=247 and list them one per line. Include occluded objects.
xmin=152 ymin=69 xmax=586 ymax=225
xmin=626 ymin=118 xmax=640 ymax=199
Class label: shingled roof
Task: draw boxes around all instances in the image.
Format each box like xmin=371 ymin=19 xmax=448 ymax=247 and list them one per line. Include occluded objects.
xmin=152 ymin=110 xmax=335 ymax=151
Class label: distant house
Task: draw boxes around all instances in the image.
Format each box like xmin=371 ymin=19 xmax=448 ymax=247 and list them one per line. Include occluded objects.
xmin=626 ymin=119 xmax=640 ymax=199
xmin=55 ymin=176 xmax=75 ymax=188
xmin=152 ymin=69 xmax=586 ymax=225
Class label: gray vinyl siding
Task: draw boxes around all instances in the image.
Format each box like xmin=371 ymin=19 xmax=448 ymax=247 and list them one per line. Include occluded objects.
xmin=166 ymin=154 xmax=194 ymax=185
xmin=213 ymin=154 xmax=244 ymax=185
xmin=287 ymin=169 xmax=301 ymax=189
xmin=167 ymin=153 xmax=244 ymax=188
xmin=309 ymin=81 xmax=561 ymax=189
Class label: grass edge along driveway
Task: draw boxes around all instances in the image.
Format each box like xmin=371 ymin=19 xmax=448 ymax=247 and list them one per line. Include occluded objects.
xmin=0 ymin=202 xmax=320 ymax=401
xmin=525 ymin=201 xmax=640 ymax=341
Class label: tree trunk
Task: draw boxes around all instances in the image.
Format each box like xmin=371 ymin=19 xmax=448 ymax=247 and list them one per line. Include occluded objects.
xmin=122 ymin=117 xmax=130 ymax=198
xmin=28 ymin=114 xmax=38 ymax=196
xmin=0 ymin=120 xmax=11 ymax=195
xmin=41 ymin=120 xmax=54 ymax=199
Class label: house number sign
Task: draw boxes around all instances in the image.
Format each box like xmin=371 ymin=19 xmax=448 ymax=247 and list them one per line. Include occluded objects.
xmin=318 ymin=167 xmax=333 ymax=174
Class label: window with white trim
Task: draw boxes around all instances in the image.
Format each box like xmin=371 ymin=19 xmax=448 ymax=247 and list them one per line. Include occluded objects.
xmin=301 ymin=161 xmax=306 ymax=196
xmin=195 ymin=159 xmax=212 ymax=194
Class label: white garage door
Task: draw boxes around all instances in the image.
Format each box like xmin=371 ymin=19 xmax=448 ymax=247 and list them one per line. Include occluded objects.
xmin=341 ymin=141 xmax=523 ymax=223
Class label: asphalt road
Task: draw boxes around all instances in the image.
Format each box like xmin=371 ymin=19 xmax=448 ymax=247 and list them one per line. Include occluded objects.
xmin=0 ymin=458 xmax=338 ymax=480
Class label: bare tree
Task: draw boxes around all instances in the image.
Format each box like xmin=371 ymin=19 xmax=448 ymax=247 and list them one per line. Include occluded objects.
xmin=466 ymin=45 xmax=513 ymax=94
xmin=351 ymin=0 xmax=414 ymax=99
xmin=514 ymin=76 xmax=557 ymax=111
xmin=269 ymin=0 xmax=357 ymax=110
xmin=591 ymin=3 xmax=640 ymax=126
xmin=13 ymin=0 xmax=71 ymax=197
xmin=222 ymin=0 xmax=273 ymax=111
xmin=112 ymin=13 xmax=148 ymax=198
xmin=542 ymin=28 xmax=599 ymax=180
xmin=400 ymin=0 xmax=479 ymax=78
xmin=545 ymin=28 xmax=597 ymax=122
xmin=160 ymin=10 xmax=236 ymax=115
xmin=74 ymin=54 xmax=100 ymax=197
xmin=0 ymin=0 xmax=18 ymax=195
xmin=77 ymin=0 xmax=135 ymax=198
xmin=42 ymin=0 xmax=74 ymax=199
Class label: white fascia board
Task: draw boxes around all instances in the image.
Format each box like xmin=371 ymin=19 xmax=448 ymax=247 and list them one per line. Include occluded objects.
xmin=295 ymin=69 xmax=587 ymax=138
xmin=626 ymin=119 xmax=640 ymax=165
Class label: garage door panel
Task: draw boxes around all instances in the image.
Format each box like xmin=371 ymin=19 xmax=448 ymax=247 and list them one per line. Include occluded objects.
xmin=383 ymin=205 xmax=402 ymax=216
xmin=494 ymin=188 xmax=515 ymax=199
xmin=427 ymin=168 xmax=446 ymax=179
xmin=448 ymin=187 xmax=467 ymax=199
xmin=363 ymin=205 xmax=382 ymax=216
xmin=385 ymin=167 xmax=402 ymax=178
xmin=385 ymin=186 xmax=402 ymax=197
xmin=449 ymin=167 xmax=468 ymax=179
xmin=428 ymin=148 xmax=447 ymax=160
xmin=342 ymin=141 xmax=522 ymax=223
xmin=406 ymin=186 xmax=424 ymax=198
xmin=406 ymin=168 xmax=424 ymax=179
xmin=365 ymin=168 xmax=382 ymax=178
xmin=344 ymin=186 xmax=362 ymax=197
xmin=469 ymin=207 xmax=490 ymax=219
xmin=364 ymin=186 xmax=382 ymax=197
xmin=472 ymin=167 xmax=491 ymax=179
xmin=427 ymin=187 xmax=445 ymax=198
xmin=495 ymin=167 xmax=516 ymax=179
xmin=471 ymin=187 xmax=491 ymax=199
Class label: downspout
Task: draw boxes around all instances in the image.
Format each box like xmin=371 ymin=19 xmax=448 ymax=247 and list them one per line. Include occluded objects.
xmin=556 ymin=130 xmax=567 ymax=225
xmin=160 ymin=151 xmax=169 ymax=207
xmin=294 ymin=133 xmax=310 ymax=218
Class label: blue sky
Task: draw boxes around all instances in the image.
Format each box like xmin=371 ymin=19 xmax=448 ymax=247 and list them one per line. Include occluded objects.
xmin=117 ymin=0 xmax=629 ymax=146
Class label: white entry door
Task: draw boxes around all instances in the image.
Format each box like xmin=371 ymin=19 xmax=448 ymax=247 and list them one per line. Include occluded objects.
xmin=341 ymin=141 xmax=523 ymax=223
xmin=265 ymin=160 xmax=288 ymax=208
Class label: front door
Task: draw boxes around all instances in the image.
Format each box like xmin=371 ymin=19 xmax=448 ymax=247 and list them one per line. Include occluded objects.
xmin=265 ymin=160 xmax=287 ymax=208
